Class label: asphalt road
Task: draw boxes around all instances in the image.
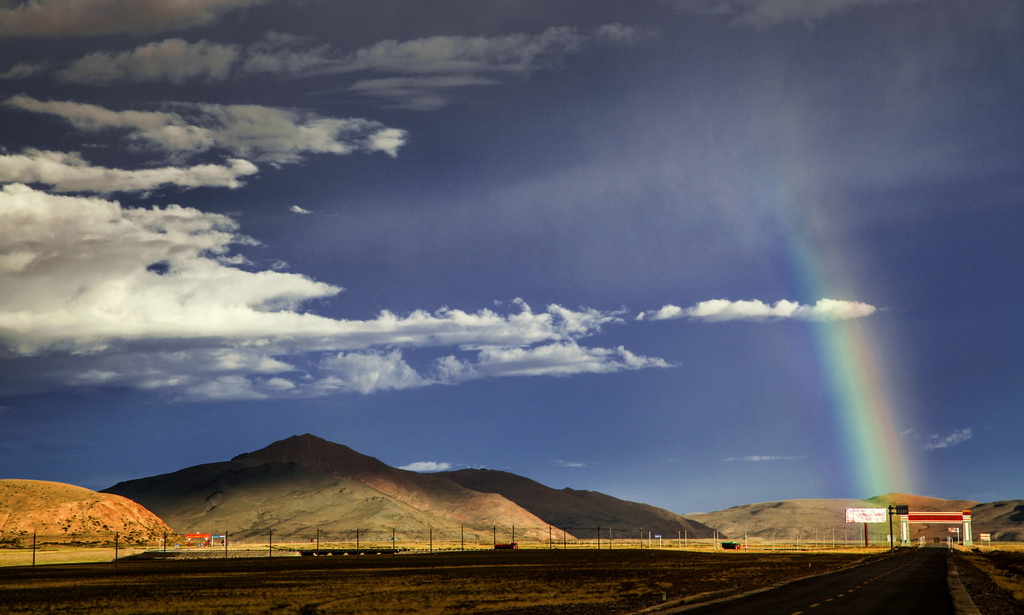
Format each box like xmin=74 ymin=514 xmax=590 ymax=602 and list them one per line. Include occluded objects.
xmin=678 ymin=546 xmax=955 ymax=615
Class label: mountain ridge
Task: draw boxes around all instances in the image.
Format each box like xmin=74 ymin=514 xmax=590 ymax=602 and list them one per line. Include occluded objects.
xmin=439 ymin=468 xmax=715 ymax=539
xmin=90 ymin=434 xmax=1024 ymax=543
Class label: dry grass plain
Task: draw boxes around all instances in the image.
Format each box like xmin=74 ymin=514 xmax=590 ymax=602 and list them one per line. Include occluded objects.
xmin=956 ymin=545 xmax=1024 ymax=601
xmin=0 ymin=548 xmax=883 ymax=614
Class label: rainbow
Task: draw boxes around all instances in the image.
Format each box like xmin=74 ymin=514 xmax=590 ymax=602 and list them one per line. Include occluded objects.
xmin=782 ymin=194 xmax=917 ymax=498
xmin=813 ymin=315 xmax=915 ymax=497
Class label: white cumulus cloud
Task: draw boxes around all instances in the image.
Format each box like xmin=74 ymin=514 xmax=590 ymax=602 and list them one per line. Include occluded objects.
xmin=58 ymin=38 xmax=240 ymax=85
xmin=924 ymin=428 xmax=972 ymax=450
xmin=0 ymin=150 xmax=258 ymax=193
xmin=398 ymin=461 xmax=453 ymax=472
xmin=435 ymin=342 xmax=669 ymax=383
xmin=638 ymin=298 xmax=877 ymax=322
xmin=552 ymin=459 xmax=588 ymax=468
xmin=0 ymin=61 xmax=48 ymax=79
xmin=5 ymin=96 xmax=407 ymax=165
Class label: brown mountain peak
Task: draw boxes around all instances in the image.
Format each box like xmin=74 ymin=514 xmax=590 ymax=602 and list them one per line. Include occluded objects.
xmin=231 ymin=434 xmax=390 ymax=478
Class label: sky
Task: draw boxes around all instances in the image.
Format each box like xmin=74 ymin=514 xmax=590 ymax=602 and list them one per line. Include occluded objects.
xmin=1 ymin=0 xmax=1022 ymax=516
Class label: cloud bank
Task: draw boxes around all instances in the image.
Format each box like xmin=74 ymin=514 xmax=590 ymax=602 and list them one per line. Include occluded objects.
xmin=0 ymin=185 xmax=667 ymax=399
xmin=6 ymin=96 xmax=407 ymax=165
xmin=638 ymin=299 xmax=877 ymax=322
xmin=0 ymin=186 xmax=879 ymax=401
xmin=14 ymin=25 xmax=650 ymax=110
xmin=663 ymin=0 xmax=917 ymax=28
xmin=0 ymin=0 xmax=275 ymax=38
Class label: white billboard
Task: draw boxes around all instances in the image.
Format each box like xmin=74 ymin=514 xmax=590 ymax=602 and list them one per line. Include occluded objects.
xmin=845 ymin=507 xmax=887 ymax=523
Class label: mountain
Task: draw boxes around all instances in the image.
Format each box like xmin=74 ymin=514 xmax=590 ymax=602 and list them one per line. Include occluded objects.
xmin=687 ymin=493 xmax=1024 ymax=543
xmin=965 ymin=500 xmax=1024 ymax=541
xmin=104 ymin=434 xmax=570 ymax=541
xmin=0 ymin=479 xmax=173 ymax=543
xmin=100 ymin=434 xmax=1023 ymax=545
xmin=439 ymin=468 xmax=716 ymax=539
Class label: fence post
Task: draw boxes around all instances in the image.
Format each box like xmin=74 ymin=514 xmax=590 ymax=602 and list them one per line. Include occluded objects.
xmin=114 ymin=532 xmax=119 ymax=567
xmin=269 ymin=530 xmax=273 ymax=560
xmin=32 ymin=532 xmax=36 ymax=569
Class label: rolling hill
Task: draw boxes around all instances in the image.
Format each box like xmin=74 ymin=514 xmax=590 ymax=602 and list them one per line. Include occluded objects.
xmin=0 ymin=479 xmax=173 ymax=543
xmin=688 ymin=493 xmax=1024 ymax=544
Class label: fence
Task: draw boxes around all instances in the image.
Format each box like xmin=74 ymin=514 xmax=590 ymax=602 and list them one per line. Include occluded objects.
xmin=0 ymin=532 xmax=183 ymax=567
xmin=0 ymin=525 xmax=895 ymax=567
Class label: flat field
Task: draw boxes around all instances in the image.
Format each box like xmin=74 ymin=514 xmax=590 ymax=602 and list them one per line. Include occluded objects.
xmin=0 ymin=548 xmax=880 ymax=614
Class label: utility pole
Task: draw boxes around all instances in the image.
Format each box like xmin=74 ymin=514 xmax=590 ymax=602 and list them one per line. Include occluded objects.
xmin=888 ymin=506 xmax=894 ymax=552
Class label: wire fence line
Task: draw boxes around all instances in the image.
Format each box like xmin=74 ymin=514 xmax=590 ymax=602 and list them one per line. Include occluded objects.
xmin=0 ymin=525 xmax=894 ymax=568
xmin=0 ymin=526 xmax=711 ymax=549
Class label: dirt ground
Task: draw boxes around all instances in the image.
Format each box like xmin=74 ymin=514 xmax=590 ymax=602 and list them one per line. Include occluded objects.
xmin=0 ymin=549 xmax=880 ymax=614
xmin=952 ymin=549 xmax=1024 ymax=615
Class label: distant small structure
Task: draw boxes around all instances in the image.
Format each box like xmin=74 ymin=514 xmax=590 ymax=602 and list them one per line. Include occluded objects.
xmin=186 ymin=533 xmax=212 ymax=547
xmin=494 ymin=542 xmax=518 ymax=550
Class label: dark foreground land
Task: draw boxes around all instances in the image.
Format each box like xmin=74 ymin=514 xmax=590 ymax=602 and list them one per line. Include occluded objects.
xmin=679 ymin=546 xmax=954 ymax=614
xmin=0 ymin=549 xmax=879 ymax=614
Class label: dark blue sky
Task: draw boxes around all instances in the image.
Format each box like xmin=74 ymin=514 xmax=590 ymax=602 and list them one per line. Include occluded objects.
xmin=1 ymin=0 xmax=1021 ymax=514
